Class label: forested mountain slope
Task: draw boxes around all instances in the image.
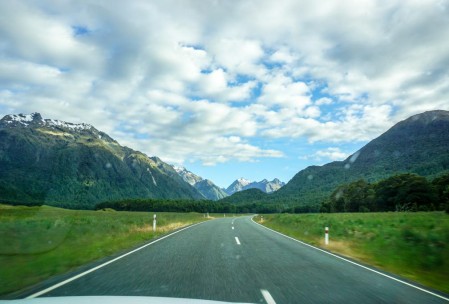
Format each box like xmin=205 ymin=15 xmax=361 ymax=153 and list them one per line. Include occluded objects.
xmin=238 ymin=110 xmax=449 ymax=209
xmin=0 ymin=113 xmax=203 ymax=208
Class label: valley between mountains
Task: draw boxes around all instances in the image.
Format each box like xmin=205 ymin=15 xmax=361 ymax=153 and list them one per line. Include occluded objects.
xmin=1 ymin=110 xmax=449 ymax=300
xmin=1 ymin=110 xmax=449 ymax=212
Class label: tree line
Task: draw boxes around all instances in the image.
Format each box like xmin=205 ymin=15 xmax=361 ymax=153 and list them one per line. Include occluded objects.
xmin=95 ymin=198 xmax=289 ymax=214
xmin=320 ymin=172 xmax=449 ymax=213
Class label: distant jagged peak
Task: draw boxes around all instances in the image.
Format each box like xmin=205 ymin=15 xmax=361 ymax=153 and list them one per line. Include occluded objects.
xmin=171 ymin=164 xmax=203 ymax=186
xmin=237 ymin=177 xmax=252 ymax=186
xmin=172 ymin=165 xmax=188 ymax=174
xmin=170 ymin=164 xmax=227 ymax=200
xmin=225 ymin=177 xmax=285 ymax=195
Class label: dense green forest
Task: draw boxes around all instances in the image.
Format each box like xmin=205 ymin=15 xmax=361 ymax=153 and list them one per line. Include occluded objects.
xmin=97 ymin=172 xmax=449 ymax=214
xmin=320 ymin=172 xmax=449 ymax=213
xmin=7 ymin=171 xmax=448 ymax=214
xmin=95 ymin=198 xmax=288 ymax=214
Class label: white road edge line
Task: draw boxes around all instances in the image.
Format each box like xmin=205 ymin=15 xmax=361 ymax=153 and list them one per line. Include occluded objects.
xmin=235 ymin=236 xmax=241 ymax=245
xmin=26 ymin=220 xmax=208 ymax=299
xmin=261 ymin=289 xmax=276 ymax=304
xmin=251 ymin=216 xmax=449 ymax=302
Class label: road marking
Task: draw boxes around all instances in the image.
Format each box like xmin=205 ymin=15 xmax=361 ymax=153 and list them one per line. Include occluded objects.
xmin=235 ymin=236 xmax=241 ymax=245
xmin=251 ymin=217 xmax=449 ymax=302
xmin=232 ymin=226 xmax=234 ymax=230
xmin=261 ymin=289 xmax=277 ymax=304
xmin=26 ymin=221 xmax=208 ymax=299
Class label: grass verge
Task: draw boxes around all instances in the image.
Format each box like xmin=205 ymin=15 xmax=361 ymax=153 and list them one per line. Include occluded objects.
xmin=0 ymin=204 xmax=208 ymax=296
xmin=256 ymin=212 xmax=449 ymax=294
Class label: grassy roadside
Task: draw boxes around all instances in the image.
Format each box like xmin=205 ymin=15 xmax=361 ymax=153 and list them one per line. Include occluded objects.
xmin=256 ymin=212 xmax=449 ymax=294
xmin=0 ymin=204 xmax=209 ymax=296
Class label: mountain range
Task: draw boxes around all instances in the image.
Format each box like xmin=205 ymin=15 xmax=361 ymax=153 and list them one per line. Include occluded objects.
xmin=172 ymin=166 xmax=228 ymax=201
xmin=222 ymin=110 xmax=449 ymax=208
xmin=224 ymin=178 xmax=285 ymax=195
xmin=1 ymin=110 xmax=448 ymax=210
xmin=0 ymin=113 xmax=203 ymax=209
xmin=172 ymin=166 xmax=285 ymax=200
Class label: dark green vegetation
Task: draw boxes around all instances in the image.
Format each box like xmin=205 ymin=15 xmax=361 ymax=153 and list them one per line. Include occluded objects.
xmin=95 ymin=197 xmax=286 ymax=214
xmin=218 ymin=188 xmax=267 ymax=204
xmin=0 ymin=204 xmax=207 ymax=296
xmin=223 ymin=110 xmax=449 ymax=210
xmin=0 ymin=113 xmax=203 ymax=209
xmin=258 ymin=212 xmax=449 ymax=294
xmin=320 ymin=172 xmax=449 ymax=213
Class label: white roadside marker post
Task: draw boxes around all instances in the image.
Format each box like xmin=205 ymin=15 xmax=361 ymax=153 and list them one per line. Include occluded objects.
xmin=153 ymin=214 xmax=157 ymax=232
xmin=261 ymin=216 xmax=264 ymax=223
xmin=325 ymin=226 xmax=329 ymax=245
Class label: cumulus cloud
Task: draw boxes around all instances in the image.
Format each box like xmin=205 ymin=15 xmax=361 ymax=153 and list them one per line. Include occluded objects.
xmin=315 ymin=97 xmax=333 ymax=106
xmin=1 ymin=0 xmax=448 ymax=166
xmin=302 ymin=147 xmax=350 ymax=162
xmin=258 ymin=74 xmax=311 ymax=110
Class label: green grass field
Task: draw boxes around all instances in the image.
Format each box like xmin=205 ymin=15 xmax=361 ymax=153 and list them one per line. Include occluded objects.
xmin=256 ymin=212 xmax=449 ymax=294
xmin=0 ymin=204 xmax=209 ymax=296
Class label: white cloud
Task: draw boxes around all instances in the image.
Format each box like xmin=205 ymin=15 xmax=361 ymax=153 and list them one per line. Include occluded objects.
xmin=269 ymin=48 xmax=297 ymax=64
xmin=258 ymin=74 xmax=311 ymax=110
xmin=304 ymin=106 xmax=321 ymax=118
xmin=302 ymin=147 xmax=349 ymax=161
xmin=1 ymin=0 xmax=449 ymax=167
xmin=261 ymin=104 xmax=393 ymax=143
xmin=207 ymin=38 xmax=265 ymax=77
xmin=315 ymin=97 xmax=333 ymax=106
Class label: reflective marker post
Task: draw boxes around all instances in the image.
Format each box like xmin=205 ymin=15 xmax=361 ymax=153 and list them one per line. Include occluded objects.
xmin=325 ymin=226 xmax=329 ymax=245
xmin=153 ymin=214 xmax=157 ymax=232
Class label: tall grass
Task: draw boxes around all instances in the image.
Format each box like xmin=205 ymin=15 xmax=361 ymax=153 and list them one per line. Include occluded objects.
xmin=0 ymin=204 xmax=207 ymax=296
xmin=257 ymin=212 xmax=449 ymax=294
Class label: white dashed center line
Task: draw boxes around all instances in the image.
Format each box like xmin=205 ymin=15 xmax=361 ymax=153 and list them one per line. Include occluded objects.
xmin=235 ymin=237 xmax=241 ymax=245
xmin=261 ymin=289 xmax=276 ymax=304
xmin=232 ymin=226 xmax=234 ymax=230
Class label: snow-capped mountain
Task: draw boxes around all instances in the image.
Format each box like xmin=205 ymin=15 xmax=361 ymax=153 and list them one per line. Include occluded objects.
xmin=173 ymin=166 xmax=203 ymax=186
xmin=225 ymin=178 xmax=252 ymax=195
xmin=225 ymin=178 xmax=285 ymax=195
xmin=172 ymin=165 xmax=228 ymax=201
xmin=250 ymin=178 xmax=285 ymax=193
xmin=0 ymin=113 xmax=204 ymax=208
xmin=5 ymin=112 xmax=93 ymax=131
xmin=1 ymin=112 xmax=115 ymax=142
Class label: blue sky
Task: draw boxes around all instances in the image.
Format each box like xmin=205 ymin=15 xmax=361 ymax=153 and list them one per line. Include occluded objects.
xmin=1 ymin=0 xmax=449 ymax=188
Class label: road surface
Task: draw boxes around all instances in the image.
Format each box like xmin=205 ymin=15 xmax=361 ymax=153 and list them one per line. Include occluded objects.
xmin=21 ymin=216 xmax=448 ymax=303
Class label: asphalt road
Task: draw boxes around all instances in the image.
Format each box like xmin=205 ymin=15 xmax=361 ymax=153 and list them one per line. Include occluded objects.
xmin=23 ymin=216 xmax=448 ymax=303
